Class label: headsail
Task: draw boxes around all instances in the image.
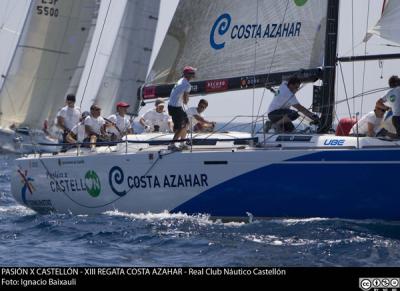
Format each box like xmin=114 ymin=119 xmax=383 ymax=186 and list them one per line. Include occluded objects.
xmin=145 ymin=0 xmax=328 ymax=98
xmin=0 ymin=0 xmax=97 ymax=130
xmin=366 ymin=0 xmax=400 ymax=44
xmin=76 ymin=0 xmax=129 ymax=112
xmin=0 ymin=0 xmax=31 ymax=90
xmin=82 ymin=0 xmax=160 ymax=117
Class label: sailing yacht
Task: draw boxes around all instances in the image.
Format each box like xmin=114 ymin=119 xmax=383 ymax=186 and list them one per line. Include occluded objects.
xmin=0 ymin=0 xmax=99 ymax=153
xmin=10 ymin=0 xmax=400 ymax=220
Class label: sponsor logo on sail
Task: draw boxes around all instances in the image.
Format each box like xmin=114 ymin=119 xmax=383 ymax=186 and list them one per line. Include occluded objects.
xmin=85 ymin=170 xmax=101 ymax=197
xmin=205 ymin=80 xmax=229 ymax=93
xmin=210 ymin=12 xmax=303 ymax=50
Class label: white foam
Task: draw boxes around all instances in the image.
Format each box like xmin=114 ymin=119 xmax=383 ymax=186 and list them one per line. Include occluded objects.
xmin=0 ymin=205 xmax=35 ymax=216
xmin=103 ymin=210 xmax=245 ymax=227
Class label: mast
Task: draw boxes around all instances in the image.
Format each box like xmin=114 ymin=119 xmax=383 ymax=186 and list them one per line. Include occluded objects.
xmin=318 ymin=0 xmax=340 ymax=133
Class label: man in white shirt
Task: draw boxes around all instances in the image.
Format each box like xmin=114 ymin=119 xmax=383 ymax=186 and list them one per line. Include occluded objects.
xmin=377 ymin=75 xmax=400 ymax=137
xmin=107 ymin=102 xmax=133 ymax=140
xmin=266 ymin=77 xmax=319 ymax=133
xmin=84 ymin=104 xmax=108 ymax=150
xmin=350 ymin=106 xmax=386 ymax=137
xmin=186 ymin=99 xmax=215 ymax=132
xmin=56 ymin=94 xmax=81 ymax=143
xmin=140 ymin=98 xmax=172 ymax=133
xmin=66 ymin=111 xmax=90 ymax=144
xmin=167 ymin=66 xmax=196 ymax=150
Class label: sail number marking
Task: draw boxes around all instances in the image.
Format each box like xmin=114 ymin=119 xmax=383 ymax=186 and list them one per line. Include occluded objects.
xmin=36 ymin=0 xmax=59 ymax=18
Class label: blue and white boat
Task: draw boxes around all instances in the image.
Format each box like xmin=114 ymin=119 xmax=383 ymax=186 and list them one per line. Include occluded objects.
xmin=10 ymin=0 xmax=400 ymax=220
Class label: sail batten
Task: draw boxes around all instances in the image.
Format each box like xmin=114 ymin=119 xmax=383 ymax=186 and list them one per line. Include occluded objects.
xmin=147 ymin=0 xmax=328 ymax=89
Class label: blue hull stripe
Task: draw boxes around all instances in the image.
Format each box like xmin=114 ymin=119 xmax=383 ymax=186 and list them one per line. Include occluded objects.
xmin=173 ymin=163 xmax=400 ymax=220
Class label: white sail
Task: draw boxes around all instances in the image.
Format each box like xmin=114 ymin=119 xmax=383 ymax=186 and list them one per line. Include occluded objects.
xmin=366 ymin=0 xmax=400 ymax=44
xmin=148 ymin=0 xmax=328 ymax=84
xmin=76 ymin=0 xmax=129 ymax=112
xmin=0 ymin=0 xmax=31 ymax=90
xmin=66 ymin=1 xmax=101 ymax=98
xmin=95 ymin=0 xmax=160 ymax=117
xmin=0 ymin=0 xmax=97 ymax=130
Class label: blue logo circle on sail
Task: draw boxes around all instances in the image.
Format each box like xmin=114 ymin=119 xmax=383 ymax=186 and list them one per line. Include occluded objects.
xmin=210 ymin=13 xmax=231 ymax=50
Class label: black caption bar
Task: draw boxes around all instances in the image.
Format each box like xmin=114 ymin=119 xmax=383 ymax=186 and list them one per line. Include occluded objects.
xmin=1 ymin=267 xmax=399 ymax=288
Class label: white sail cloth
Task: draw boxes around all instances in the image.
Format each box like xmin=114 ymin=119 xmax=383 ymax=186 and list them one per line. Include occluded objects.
xmin=0 ymin=0 xmax=97 ymax=130
xmin=0 ymin=0 xmax=31 ymax=90
xmin=148 ymin=0 xmax=328 ymax=84
xmin=366 ymin=0 xmax=400 ymax=44
xmin=78 ymin=0 xmax=160 ymax=117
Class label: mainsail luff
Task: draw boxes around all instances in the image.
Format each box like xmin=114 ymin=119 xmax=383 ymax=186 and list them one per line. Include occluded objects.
xmin=0 ymin=0 xmax=97 ymax=130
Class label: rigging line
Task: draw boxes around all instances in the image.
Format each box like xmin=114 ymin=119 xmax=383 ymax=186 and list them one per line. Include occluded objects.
xmin=360 ymin=0 xmax=371 ymax=116
xmin=79 ymin=0 xmax=113 ymax=109
xmin=251 ymin=0 xmax=260 ymax=136
xmin=338 ymin=62 xmax=353 ymax=118
xmin=351 ymin=0 xmax=355 ymax=116
xmin=254 ymin=0 xmax=291 ymax=127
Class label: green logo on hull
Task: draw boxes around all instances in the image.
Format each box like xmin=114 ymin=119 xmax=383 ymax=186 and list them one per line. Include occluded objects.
xmin=294 ymin=0 xmax=308 ymax=6
xmin=85 ymin=170 xmax=101 ymax=197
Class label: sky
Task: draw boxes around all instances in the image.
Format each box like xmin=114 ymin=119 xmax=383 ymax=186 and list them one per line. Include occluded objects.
xmin=143 ymin=0 xmax=400 ymax=124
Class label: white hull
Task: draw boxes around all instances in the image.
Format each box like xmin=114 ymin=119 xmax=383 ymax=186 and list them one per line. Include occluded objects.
xmin=10 ymin=133 xmax=400 ymax=220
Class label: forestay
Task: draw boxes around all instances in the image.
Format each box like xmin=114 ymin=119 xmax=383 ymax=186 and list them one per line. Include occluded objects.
xmin=0 ymin=0 xmax=97 ymax=130
xmin=148 ymin=0 xmax=328 ymax=85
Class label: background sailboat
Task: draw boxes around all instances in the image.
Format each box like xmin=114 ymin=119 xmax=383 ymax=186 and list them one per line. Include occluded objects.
xmin=0 ymin=0 xmax=99 ymax=153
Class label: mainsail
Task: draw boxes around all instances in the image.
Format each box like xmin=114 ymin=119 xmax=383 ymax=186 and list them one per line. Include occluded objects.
xmin=146 ymin=0 xmax=328 ymax=98
xmin=0 ymin=0 xmax=97 ymax=130
xmin=366 ymin=0 xmax=400 ymax=45
xmin=79 ymin=0 xmax=160 ymax=117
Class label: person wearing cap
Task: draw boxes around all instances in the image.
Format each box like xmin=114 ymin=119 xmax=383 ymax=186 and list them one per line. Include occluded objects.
xmin=185 ymin=99 xmax=216 ymax=132
xmin=167 ymin=66 xmax=196 ymax=150
xmin=140 ymin=98 xmax=172 ymax=133
xmin=66 ymin=111 xmax=90 ymax=144
xmin=56 ymin=94 xmax=81 ymax=143
xmin=376 ymin=75 xmax=400 ymax=137
xmin=107 ymin=102 xmax=133 ymax=140
xmin=84 ymin=104 xmax=108 ymax=150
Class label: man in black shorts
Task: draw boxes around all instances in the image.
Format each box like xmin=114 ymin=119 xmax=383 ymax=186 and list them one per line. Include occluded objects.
xmin=167 ymin=66 xmax=196 ymax=150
